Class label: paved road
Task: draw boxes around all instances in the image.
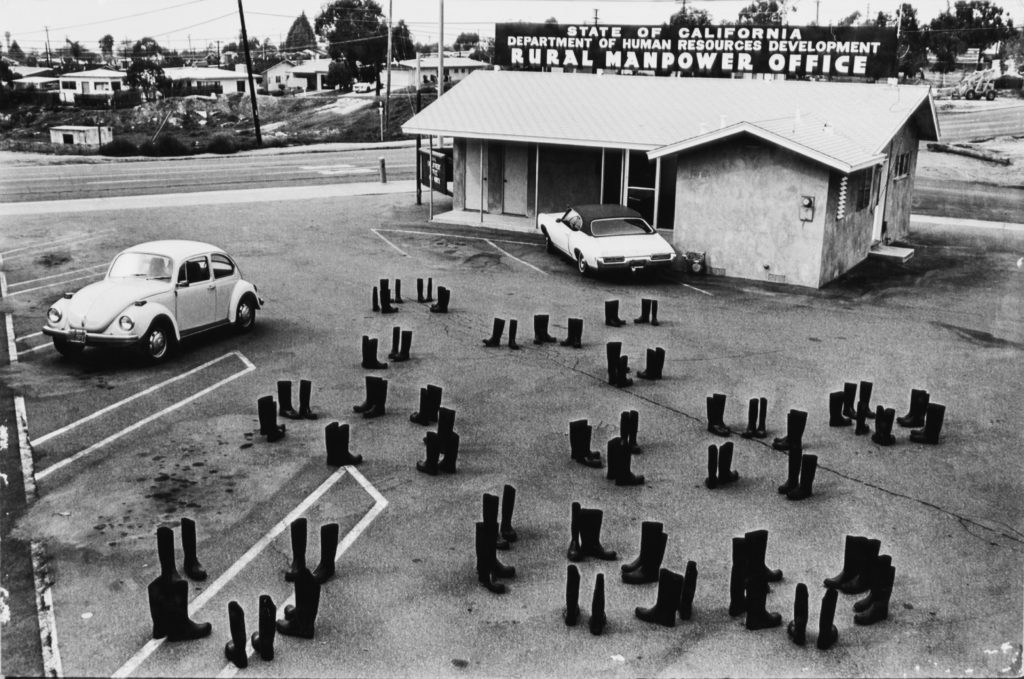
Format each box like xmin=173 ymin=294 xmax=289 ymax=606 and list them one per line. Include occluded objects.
xmin=914 ymin=177 xmax=1024 ymax=224
xmin=937 ymin=101 xmax=1024 ymax=142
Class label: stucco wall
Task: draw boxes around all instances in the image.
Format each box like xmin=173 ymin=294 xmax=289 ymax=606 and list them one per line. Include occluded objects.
xmin=819 ymin=168 xmax=876 ymax=286
xmin=671 ymin=137 xmax=830 ymax=288
xmin=453 ymin=138 xmax=466 ymax=210
xmin=881 ymin=121 xmax=921 ymax=242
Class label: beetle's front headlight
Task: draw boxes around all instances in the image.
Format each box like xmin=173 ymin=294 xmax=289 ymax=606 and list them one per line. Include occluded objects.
xmin=118 ymin=315 xmax=135 ymax=331
xmin=47 ymin=307 xmax=62 ymax=324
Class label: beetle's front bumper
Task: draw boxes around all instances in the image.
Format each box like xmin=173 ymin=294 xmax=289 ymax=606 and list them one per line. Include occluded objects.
xmin=42 ymin=326 xmax=140 ymax=346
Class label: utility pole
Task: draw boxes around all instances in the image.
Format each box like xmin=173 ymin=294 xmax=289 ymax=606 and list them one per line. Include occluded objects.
xmin=593 ymin=9 xmax=599 ymax=25
xmin=44 ymin=25 xmax=52 ymax=68
xmin=236 ymin=0 xmax=262 ymax=146
xmin=437 ymin=0 xmax=444 ymax=97
xmin=815 ymin=0 xmax=821 ymax=25
xmin=385 ymin=0 xmax=393 ymax=140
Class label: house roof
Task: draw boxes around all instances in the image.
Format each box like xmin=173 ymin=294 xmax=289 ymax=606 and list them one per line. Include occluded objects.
xmin=162 ymin=67 xmax=254 ymax=81
xmin=396 ymin=56 xmax=490 ymax=70
xmin=402 ymin=70 xmax=939 ymax=174
xmin=14 ymin=76 xmax=59 ymax=85
xmin=13 ymin=66 xmax=54 ymax=77
xmin=59 ymin=68 xmax=126 ymax=80
xmin=290 ymin=59 xmax=335 ymax=74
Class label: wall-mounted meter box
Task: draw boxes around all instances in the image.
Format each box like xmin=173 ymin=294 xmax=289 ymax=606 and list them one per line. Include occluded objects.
xmin=800 ymin=196 xmax=815 ymax=222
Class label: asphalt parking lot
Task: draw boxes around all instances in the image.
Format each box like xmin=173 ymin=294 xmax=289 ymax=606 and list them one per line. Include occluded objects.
xmin=1 ymin=187 xmax=1022 ymax=678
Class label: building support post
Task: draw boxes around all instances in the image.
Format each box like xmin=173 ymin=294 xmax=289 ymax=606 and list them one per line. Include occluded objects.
xmin=600 ymin=148 xmax=606 ymax=204
xmin=428 ymin=136 xmax=434 ymax=220
xmin=534 ymin=144 xmax=540 ymax=228
xmin=479 ymin=142 xmax=485 ymax=224
xmin=653 ymin=157 xmax=661 ymax=229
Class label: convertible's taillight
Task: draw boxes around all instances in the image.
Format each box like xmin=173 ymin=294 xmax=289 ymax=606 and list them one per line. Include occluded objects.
xmin=650 ymin=253 xmax=672 ymax=261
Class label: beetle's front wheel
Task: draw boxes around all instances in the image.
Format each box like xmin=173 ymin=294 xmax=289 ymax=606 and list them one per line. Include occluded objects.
xmin=139 ymin=322 xmax=173 ymax=363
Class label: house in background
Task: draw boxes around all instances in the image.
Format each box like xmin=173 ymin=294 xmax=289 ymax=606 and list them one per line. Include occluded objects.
xmin=260 ymin=60 xmax=301 ymax=93
xmin=290 ymin=59 xmax=334 ymax=91
xmin=162 ymin=66 xmax=260 ymax=95
xmin=395 ymin=55 xmax=489 ymax=89
xmin=12 ymin=76 xmax=59 ymax=91
xmin=57 ymin=67 xmax=127 ymax=103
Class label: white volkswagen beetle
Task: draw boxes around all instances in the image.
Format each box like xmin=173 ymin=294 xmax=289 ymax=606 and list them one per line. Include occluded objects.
xmin=538 ymin=204 xmax=677 ymax=275
xmin=42 ymin=240 xmax=262 ymax=363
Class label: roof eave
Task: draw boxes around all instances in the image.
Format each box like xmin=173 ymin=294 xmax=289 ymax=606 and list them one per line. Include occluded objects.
xmin=400 ymin=126 xmax=660 ymax=151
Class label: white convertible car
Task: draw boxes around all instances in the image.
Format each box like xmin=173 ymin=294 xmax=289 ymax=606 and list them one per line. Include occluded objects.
xmin=538 ymin=204 xmax=677 ymax=275
xmin=42 ymin=240 xmax=262 ymax=363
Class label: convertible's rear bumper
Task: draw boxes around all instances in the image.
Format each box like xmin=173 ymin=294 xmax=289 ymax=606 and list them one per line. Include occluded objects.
xmin=596 ymin=254 xmax=676 ymax=271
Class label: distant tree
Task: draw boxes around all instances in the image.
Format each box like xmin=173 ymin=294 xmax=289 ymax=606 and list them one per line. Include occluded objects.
xmin=126 ymin=59 xmax=166 ymax=97
xmin=895 ymin=3 xmax=930 ymax=75
xmin=132 ymin=37 xmax=163 ymax=58
xmin=837 ymin=11 xmax=862 ymax=27
xmin=543 ymin=17 xmax=559 ymax=25
xmin=163 ymin=53 xmax=185 ymax=67
xmin=737 ymin=1 xmax=790 ymax=25
xmin=665 ymin=6 xmax=713 ymax=31
xmin=925 ymin=1 xmax=1016 ymax=72
xmin=315 ymin=0 xmax=388 ymax=66
xmin=283 ymin=12 xmax=317 ymax=51
xmin=0 ymin=61 xmax=14 ymax=85
xmin=65 ymin=39 xmax=84 ymax=61
xmin=391 ymin=20 xmax=416 ymax=60
xmin=453 ymin=32 xmax=479 ymax=51
xmin=25 ymin=51 xmax=38 ymax=66
xmin=99 ymin=34 xmax=115 ymax=62
xmin=468 ymin=37 xmax=494 ymax=63
xmin=326 ymin=59 xmax=352 ymax=88
xmin=8 ymin=40 xmax=25 ymax=62
xmin=222 ymin=42 xmax=238 ymax=53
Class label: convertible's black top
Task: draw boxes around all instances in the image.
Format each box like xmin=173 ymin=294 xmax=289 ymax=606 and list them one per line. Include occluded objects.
xmin=571 ymin=204 xmax=643 ymax=225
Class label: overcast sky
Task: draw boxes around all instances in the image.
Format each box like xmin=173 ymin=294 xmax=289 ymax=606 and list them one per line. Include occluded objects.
xmin=3 ymin=0 xmax=1021 ymax=54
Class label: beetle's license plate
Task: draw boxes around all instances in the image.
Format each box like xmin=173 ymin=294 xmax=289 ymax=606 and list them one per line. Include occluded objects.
xmin=69 ymin=329 xmax=86 ymax=343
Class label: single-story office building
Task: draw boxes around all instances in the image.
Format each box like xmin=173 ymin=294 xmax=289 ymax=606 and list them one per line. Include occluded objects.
xmin=402 ymin=70 xmax=939 ymax=288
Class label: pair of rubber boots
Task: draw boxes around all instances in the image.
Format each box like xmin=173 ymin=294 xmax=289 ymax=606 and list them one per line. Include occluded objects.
xmin=476 ymin=520 xmax=515 ymax=593
xmin=635 ymin=563 xmax=699 ymax=627
xmin=706 ymin=393 xmax=732 ymax=436
xmin=285 ymin=518 xmax=340 ymax=585
xmin=740 ymin=396 xmax=769 ymax=438
xmin=361 ymin=335 xmax=389 ymax=370
xmin=417 ymin=427 xmax=459 ymax=474
xmin=772 ymin=409 xmax=808 ymax=451
xmin=568 ymin=419 xmax=603 ymax=468
xmin=606 ymin=341 xmax=633 ymax=388
xmin=606 ymin=436 xmax=643 ymax=486
xmin=429 ymin=286 xmax=451 ymax=313
xmin=621 ymin=521 xmax=667 ymax=584
xmin=532 ymin=314 xmax=559 ymax=344
xmin=619 ymin=410 xmax=641 ymax=453
xmin=728 ymin=529 xmax=784 ymax=629
xmin=824 ymin=535 xmax=895 ymax=624
xmin=224 ymin=595 xmax=278 ymax=667
xmin=278 ymin=567 xmax=321 ymax=639
xmin=148 ymin=522 xmax=212 ymax=641
xmin=353 ymin=375 xmax=388 ymax=419
xmin=482 ymin=318 xmax=521 ymax=349
xmin=410 ymin=384 xmax=443 ymax=425
xmin=324 ymin=421 xmax=363 ymax=466
xmin=566 ymin=502 xmax=617 ymax=562
xmin=257 ymin=395 xmax=286 ymax=442
xmin=777 ymin=447 xmax=818 ymax=500
xmin=787 ymin=584 xmax=840 ymax=650
xmin=564 ymin=566 xmax=607 ymax=635
xmin=634 ymin=298 xmax=660 ymax=325
xmin=371 ymin=278 xmax=400 ymax=314
xmin=481 ymin=487 xmax=518 ymax=551
xmin=829 ymin=381 xmax=874 ymax=427
xmin=386 ymin=326 xmax=413 ymax=362
xmin=415 ymin=277 xmax=434 ymax=303
xmin=277 ymin=380 xmax=317 ymax=420
xmin=871 ymin=405 xmax=898 ymax=446
xmin=899 ymin=389 xmax=945 ymax=444
xmin=560 ymin=317 xmax=583 ymax=348
xmin=704 ymin=442 xmax=739 ymax=489
xmin=638 ymin=347 xmax=665 ymax=380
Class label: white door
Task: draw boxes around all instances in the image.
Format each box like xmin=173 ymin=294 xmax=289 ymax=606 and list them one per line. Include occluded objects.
xmin=872 ymin=161 xmax=888 ymax=243
xmin=503 ymin=145 xmax=529 ymax=215
xmin=175 ymin=256 xmax=217 ymax=331
xmin=465 ymin=140 xmax=485 ymax=211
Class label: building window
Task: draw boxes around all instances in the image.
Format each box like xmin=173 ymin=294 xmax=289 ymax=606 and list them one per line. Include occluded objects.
xmin=61 ymin=81 xmax=76 ymax=90
xmin=856 ymin=173 xmax=871 ymax=211
xmin=893 ymin=152 xmax=910 ymax=178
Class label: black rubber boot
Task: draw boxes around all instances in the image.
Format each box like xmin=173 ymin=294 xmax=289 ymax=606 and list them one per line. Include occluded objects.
xmin=483 ymin=493 xmax=510 ymax=551
xmin=250 ymin=594 xmax=276 ymax=661
xmin=387 ymin=326 xmax=401 ymax=359
xmin=840 ymin=538 xmax=881 ymax=595
xmin=741 ymin=398 xmax=758 ymax=438
xmin=362 ymin=377 xmax=388 ymax=419
xmin=372 ymin=286 xmax=380 ymax=312
xmin=429 ymin=286 xmax=449 ymax=313
xmin=148 ymin=577 xmax=211 ymax=641
xmin=474 ymin=521 xmax=507 ymax=594
xmin=605 ymin=299 xmax=626 ymax=327
xmin=506 ymin=320 xmax=521 ymax=350
xmin=560 ymin=317 xmax=583 ymax=348
xmin=565 ymin=564 xmax=580 ymax=626
xmin=650 ymin=300 xmax=660 ymax=326
xmin=589 ymin=573 xmax=606 ymax=635
xmin=181 ymin=517 xmax=207 ymax=581
xmin=744 ymin=573 xmax=782 ymax=631
xmin=483 ymin=318 xmax=505 ymax=347
xmin=634 ymin=298 xmax=651 ymax=324
xmin=854 ymin=399 xmax=871 ymax=435
xmin=829 ymin=390 xmax=851 ymax=427
xmin=745 ymin=529 xmax=783 ymax=583
xmin=409 ymin=385 xmax=442 ymax=425
xmin=909 ymin=402 xmax=945 ymax=444
xmin=854 ymin=560 xmax=895 ymax=626
xmin=435 ymin=407 xmax=456 ymax=446
xmin=579 ymin=508 xmax=617 ymax=560
xmin=635 ymin=568 xmax=683 ymax=627
xmin=311 ymin=523 xmax=339 ymax=584
xmin=716 ymin=441 xmax=739 ymax=485
xmin=606 ymin=341 xmax=622 ymax=385
xmin=533 ymin=314 xmax=557 ymax=344
xmin=626 ymin=410 xmax=641 ymax=453
xmin=258 ymin=396 xmax=286 ymax=442
xmin=379 ymin=279 xmax=397 ymax=314
xmin=326 ymin=422 xmax=362 ymax=466
xmin=853 ymin=554 xmax=893 ymax=613
xmin=425 ymin=277 xmax=434 ymax=302
xmin=638 ymin=347 xmax=664 ymax=380
xmin=707 ymin=393 xmax=732 ymax=436
xmin=778 ymin=446 xmax=802 ymax=494
xmin=393 ymin=279 xmax=403 ymax=304
xmin=787 ymin=582 xmax=808 ymax=645
xmin=611 ymin=437 xmax=644 ymax=486
xmin=417 ymin=431 xmax=441 ymax=475
xmin=500 ymin=485 xmax=517 ymax=543
xmin=277 ymin=568 xmax=321 ymax=639
xmin=622 ymin=530 xmax=665 ymax=584
xmin=786 ymin=454 xmax=817 ymax=501
xmin=278 ymin=381 xmax=301 ymax=420
xmin=394 ymin=330 xmax=412 ymax=362
xmin=614 ymin=355 xmax=634 ymax=388
xmin=728 ymin=536 xmax=748 ymax=617
xmin=156 ymin=525 xmax=183 ymax=585
xmin=857 ymin=380 xmax=875 ymax=419
xmin=842 ymin=381 xmax=858 ymax=420
xmin=567 ymin=502 xmax=583 ymax=561
xmin=754 ymin=397 xmax=768 ymax=438
xmin=438 ymin=432 xmax=459 ymax=473
xmin=677 ymin=560 xmax=698 ymax=621
xmin=816 ymin=587 xmax=840 ymax=650
xmin=353 ymin=376 xmax=377 ymax=414
xmin=416 ymin=278 xmax=425 ymax=303
xmin=897 ymin=389 xmax=930 ymax=427
xmin=871 ymin=406 xmax=896 ymax=446
xmin=224 ymin=600 xmax=248 ymax=668
xmin=361 ymin=336 xmax=388 ymax=370
xmin=772 ymin=409 xmax=806 ymax=451
xmin=621 ymin=521 xmax=664 ymax=575
xmin=297 ymin=379 xmax=317 ymax=419
xmin=284 ymin=518 xmax=307 ymax=583
xmin=569 ymin=419 xmax=603 ymax=468
xmin=824 ymin=535 xmax=868 ymax=589
xmin=704 ymin=444 xmax=719 ymax=489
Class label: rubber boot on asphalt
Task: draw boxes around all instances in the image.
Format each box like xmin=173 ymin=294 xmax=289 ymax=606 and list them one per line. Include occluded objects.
xmin=754 ymin=397 xmax=768 ymax=438
xmin=362 ymin=377 xmax=388 ymax=419
xmin=425 ymin=277 xmax=434 ymax=302
xmin=621 ymin=521 xmax=664 ymax=575
xmin=638 ymin=347 xmax=664 ymax=380
xmin=772 ymin=409 xmax=807 ymax=451
xmin=634 ymin=298 xmax=652 ymax=324
xmin=842 ymin=381 xmax=858 ymax=420
xmin=429 ymin=286 xmax=450 ymax=313
xmin=589 ymin=573 xmax=606 ymax=635
xmin=180 ymin=517 xmax=207 ymax=581
xmin=277 ymin=567 xmax=320 ymax=639
xmin=438 ymin=431 xmax=459 ymax=473
xmin=745 ymin=529 xmax=783 ymax=582
xmin=361 ymin=336 xmax=388 ymax=370
xmin=871 ymin=406 xmax=896 ymax=446
xmin=744 ymin=574 xmax=782 ymax=631
xmin=786 ymin=454 xmax=818 ymax=501
xmin=500 ymin=485 xmax=517 ymax=543
xmin=416 ymin=278 xmax=424 ymax=303
xmin=311 ymin=523 xmax=340 ymax=584
xmin=605 ymin=299 xmax=626 ymax=327
xmin=840 ymin=538 xmax=881 ymax=595
xmin=224 ymin=601 xmax=248 ymax=669
xmin=816 ymin=587 xmax=840 ymax=650
xmin=156 ymin=525 xmax=183 ymax=585
xmin=567 ymin=501 xmax=583 ymax=561
xmin=828 ymin=390 xmax=851 ymax=427
xmin=707 ymin=393 xmax=732 ymax=436
xmin=284 ymin=518 xmax=307 ymax=583
xmin=250 ymin=594 xmax=276 ymax=661
xmin=650 ymin=299 xmax=660 ymax=326
xmin=565 ymin=564 xmax=580 ymax=626
xmin=483 ymin=318 xmax=505 ymax=347
xmin=257 ymin=395 xmax=286 ymax=442
xmin=579 ymin=507 xmax=617 ymax=560
xmin=716 ymin=441 xmax=739 ymax=485
xmin=298 ymin=379 xmax=317 ymax=419
xmin=507 ymin=320 xmax=521 ymax=350
xmin=393 ymin=279 xmax=403 ymax=303
xmin=622 ymin=530 xmax=666 ymax=585
xmin=278 ymin=380 xmax=301 ymax=420
xmin=704 ymin=444 xmax=719 ymax=489
xmin=897 ymin=388 xmax=930 ymax=427
xmin=854 ymin=399 xmax=871 ymax=435
xmin=387 ymin=326 xmax=401 ymax=359
xmin=148 ymin=577 xmax=211 ymax=641
xmin=741 ymin=397 xmax=758 ymax=438
xmin=417 ymin=431 xmax=442 ymax=475
xmin=853 ymin=554 xmax=893 ymax=613
xmin=483 ymin=493 xmax=510 ymax=551
xmin=787 ymin=583 xmax=808 ymax=645
xmin=677 ymin=560 xmax=698 ymax=621
xmin=778 ymin=446 xmax=802 ymax=495
xmin=909 ymin=402 xmax=945 ymax=444
xmin=533 ymin=313 xmax=557 ymax=343
xmin=353 ymin=376 xmax=378 ymax=413
xmin=569 ymin=419 xmax=603 ymax=468
xmin=635 ymin=568 xmax=684 ymax=627
xmin=326 ymin=422 xmax=362 ymax=466
xmin=854 ymin=560 xmax=896 ymax=626
xmin=728 ymin=536 xmax=748 ymax=617
xmin=823 ymin=535 xmax=868 ymax=589
xmin=371 ymin=286 xmax=380 ymax=312
xmin=857 ymin=380 xmax=875 ymax=419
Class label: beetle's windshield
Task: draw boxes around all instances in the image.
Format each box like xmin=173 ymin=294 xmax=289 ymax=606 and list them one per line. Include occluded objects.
xmin=108 ymin=252 xmax=173 ymax=281
xmin=591 ymin=217 xmax=654 ymax=237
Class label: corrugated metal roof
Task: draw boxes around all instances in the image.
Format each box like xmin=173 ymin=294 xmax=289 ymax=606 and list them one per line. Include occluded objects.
xmin=403 ymin=70 xmax=937 ymax=170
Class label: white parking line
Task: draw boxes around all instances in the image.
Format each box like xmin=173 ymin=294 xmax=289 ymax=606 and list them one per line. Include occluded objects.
xmin=16 ymin=331 xmax=43 ymax=343
xmin=18 ymin=342 xmax=53 ymax=355
xmin=34 ymin=352 xmax=256 ymax=482
xmin=8 ymin=271 xmax=106 ymax=296
xmin=682 ymin=283 xmax=712 ymax=296
xmin=375 ymin=227 xmax=543 ymax=248
xmin=214 ymin=465 xmax=388 ymax=679
xmin=5 ymin=313 xmax=17 ymax=364
xmin=0 ymin=271 xmax=7 ymax=298
xmin=7 ymin=264 xmax=108 ymax=290
xmin=486 ymin=239 xmax=548 ymax=276
xmin=370 ymin=228 xmax=409 ymax=257
xmin=1 ymin=231 xmax=112 ymax=259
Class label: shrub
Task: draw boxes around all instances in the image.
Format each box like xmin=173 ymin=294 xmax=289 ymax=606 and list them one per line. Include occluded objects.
xmin=140 ymin=135 xmax=191 ymax=157
xmin=99 ymin=138 xmax=139 ymax=157
xmin=204 ymin=134 xmax=238 ymax=154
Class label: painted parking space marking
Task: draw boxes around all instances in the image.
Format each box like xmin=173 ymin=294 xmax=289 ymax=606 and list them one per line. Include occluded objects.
xmin=34 ymin=351 xmax=255 ymax=482
xmin=0 ymin=231 xmax=113 ymax=260
xmin=8 ymin=271 xmax=106 ymax=297
xmin=0 ymin=271 xmax=7 ymax=298
xmin=486 ymin=239 xmax=548 ymax=275
xmin=6 ymin=264 xmax=108 ymax=292
xmin=113 ymin=465 xmax=388 ymax=678
xmin=376 ymin=227 xmax=543 ymax=248
xmin=5 ymin=313 xmax=16 ymax=364
xmin=371 ymin=228 xmax=410 ymax=257
xmin=682 ymin=282 xmax=712 ymax=296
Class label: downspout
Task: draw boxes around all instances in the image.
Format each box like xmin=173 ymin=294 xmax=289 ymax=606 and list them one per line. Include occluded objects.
xmin=479 ymin=142 xmax=484 ymax=224
xmin=534 ymin=144 xmax=540 ymax=228
xmin=653 ymin=156 xmax=661 ymax=229
xmin=600 ymin=148 xmax=605 ymax=204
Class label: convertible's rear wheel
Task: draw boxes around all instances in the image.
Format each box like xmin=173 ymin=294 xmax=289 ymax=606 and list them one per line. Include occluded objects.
xmin=139 ymin=322 xmax=173 ymax=363
xmin=235 ymin=296 xmax=256 ymax=332
xmin=53 ymin=338 xmax=84 ymax=358
xmin=576 ymin=252 xmax=590 ymax=276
